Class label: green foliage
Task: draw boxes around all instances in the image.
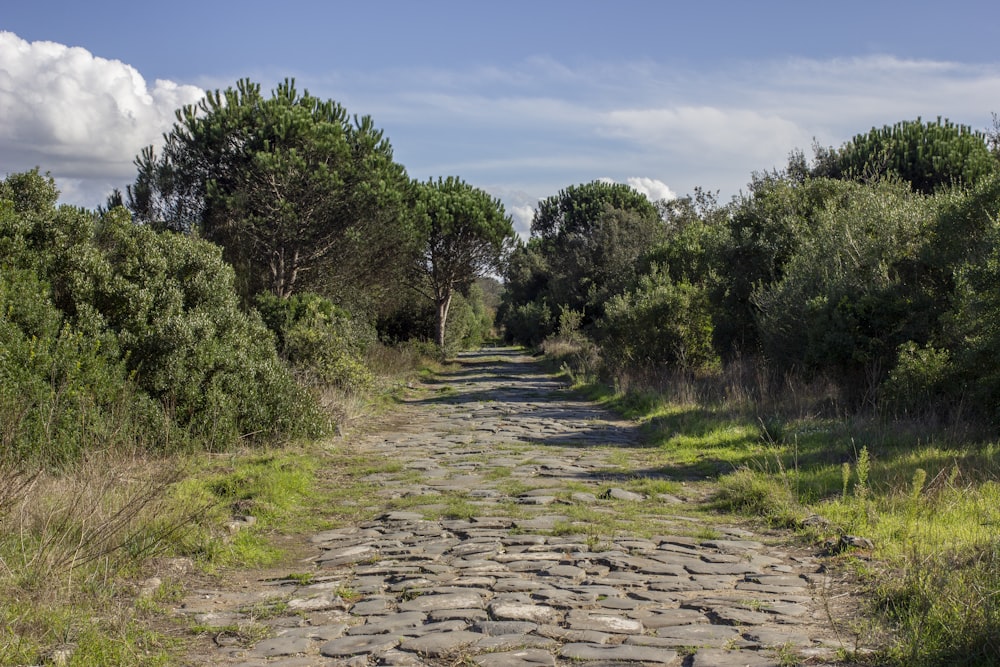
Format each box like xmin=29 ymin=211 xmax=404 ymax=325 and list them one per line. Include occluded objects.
xmin=0 ymin=170 xmax=322 ymax=463
xmin=531 ymin=180 xmax=664 ymax=321
xmin=598 ymin=267 xmax=717 ymax=373
xmin=501 ymin=299 xmax=556 ymax=348
xmin=753 ymin=178 xmax=932 ymax=391
xmin=945 ymin=212 xmax=1000 ymax=421
xmin=813 ymin=117 xmax=997 ymax=194
xmin=718 ymin=174 xmax=843 ymax=355
xmin=412 ymin=176 xmax=515 ymax=351
xmin=129 ymin=78 xmax=415 ymax=304
xmin=441 ymin=285 xmax=493 ymax=355
xmin=882 ymin=342 xmax=955 ymax=415
xmin=713 ymin=468 xmax=804 ymax=527
xmin=255 ymin=292 xmax=374 ymax=390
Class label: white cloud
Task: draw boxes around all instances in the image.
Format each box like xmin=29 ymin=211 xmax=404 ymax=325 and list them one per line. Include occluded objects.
xmin=603 ymin=106 xmax=812 ymax=169
xmin=509 ymin=204 xmax=535 ymax=238
xmin=626 ymin=177 xmax=676 ymax=202
xmin=0 ymin=31 xmax=204 ymax=206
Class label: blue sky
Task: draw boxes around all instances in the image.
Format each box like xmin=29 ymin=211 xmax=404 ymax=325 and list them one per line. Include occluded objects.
xmin=2 ymin=0 xmax=999 ymax=234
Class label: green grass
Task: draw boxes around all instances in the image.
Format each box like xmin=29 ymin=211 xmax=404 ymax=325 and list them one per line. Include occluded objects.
xmin=0 ymin=599 xmax=174 ymax=666
xmin=566 ymin=371 xmax=1000 ymax=666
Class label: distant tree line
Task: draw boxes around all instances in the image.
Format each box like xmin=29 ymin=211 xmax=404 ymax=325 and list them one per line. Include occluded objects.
xmin=500 ymin=117 xmax=1000 ymax=422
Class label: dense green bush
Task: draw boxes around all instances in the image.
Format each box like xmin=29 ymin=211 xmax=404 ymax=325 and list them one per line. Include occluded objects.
xmin=0 ymin=170 xmax=323 ymax=462
xmin=753 ymin=179 xmax=931 ymax=388
xmin=597 ymin=267 xmax=717 ymax=373
xmin=256 ymin=291 xmax=375 ymax=390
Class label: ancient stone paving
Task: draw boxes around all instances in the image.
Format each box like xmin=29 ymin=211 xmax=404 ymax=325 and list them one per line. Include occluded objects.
xmin=177 ymin=349 xmax=848 ymax=666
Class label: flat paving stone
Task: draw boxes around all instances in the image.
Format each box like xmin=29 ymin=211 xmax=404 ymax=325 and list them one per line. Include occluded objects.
xmin=690 ymin=648 xmax=781 ymax=666
xmin=653 ymin=623 xmax=742 ymax=646
xmin=559 ymin=642 xmax=678 ymax=664
xmin=251 ymin=636 xmax=314 ymax=657
xmin=397 ymin=591 xmax=484 ymax=611
xmin=566 ymin=611 xmax=644 ymax=634
xmin=489 ymin=601 xmax=560 ymax=624
xmin=475 ymin=648 xmax=556 ymax=666
xmin=398 ymin=630 xmax=482 ymax=657
xmin=320 ymin=633 xmax=400 ymax=656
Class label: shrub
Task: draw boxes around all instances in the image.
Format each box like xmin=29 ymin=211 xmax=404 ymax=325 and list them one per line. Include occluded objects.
xmin=597 ymin=266 xmax=717 ymax=374
xmin=501 ymin=299 xmax=556 ymax=347
xmin=0 ymin=171 xmax=323 ymax=460
xmin=713 ymin=468 xmax=805 ymax=527
xmin=255 ymin=291 xmax=375 ymax=390
xmin=882 ymin=342 xmax=956 ymax=416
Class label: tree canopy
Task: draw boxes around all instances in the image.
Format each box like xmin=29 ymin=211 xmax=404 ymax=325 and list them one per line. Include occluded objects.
xmin=412 ymin=177 xmax=515 ymax=350
xmin=128 ymin=78 xmax=415 ymax=305
xmin=812 ymin=117 xmax=997 ymax=194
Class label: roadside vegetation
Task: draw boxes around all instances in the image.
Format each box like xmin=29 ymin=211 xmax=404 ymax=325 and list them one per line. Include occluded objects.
xmin=5 ymin=73 xmax=1000 ymax=666
xmin=502 ymin=118 xmax=1000 ymax=665
xmin=0 ymin=78 xmax=508 ymax=665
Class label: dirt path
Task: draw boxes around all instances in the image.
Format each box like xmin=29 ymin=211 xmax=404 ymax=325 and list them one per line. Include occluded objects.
xmin=174 ymin=349 xmax=855 ymax=666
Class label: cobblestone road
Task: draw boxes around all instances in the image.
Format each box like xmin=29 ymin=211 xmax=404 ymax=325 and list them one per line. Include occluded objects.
xmin=178 ymin=349 xmax=848 ymax=666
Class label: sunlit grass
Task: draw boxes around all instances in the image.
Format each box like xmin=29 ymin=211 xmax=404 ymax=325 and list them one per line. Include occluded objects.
xmin=573 ymin=366 xmax=1000 ymax=665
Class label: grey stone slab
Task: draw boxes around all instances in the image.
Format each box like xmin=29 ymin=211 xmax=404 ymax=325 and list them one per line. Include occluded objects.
xmin=489 ymin=601 xmax=560 ymax=624
xmin=427 ymin=607 xmax=489 ymax=622
xmin=475 ymin=648 xmax=556 ymax=666
xmin=683 ymin=560 xmax=760 ymax=576
xmin=701 ymin=539 xmax=765 ymax=552
xmin=398 ymin=630 xmax=483 ymax=657
xmin=474 ymin=620 xmax=539 ymax=635
xmin=706 ymin=605 xmax=773 ymax=625
xmin=320 ymin=633 xmax=400 ymax=656
xmin=639 ymin=608 xmax=708 ymax=627
xmin=317 ymin=544 xmax=378 ymax=567
xmin=559 ymin=643 xmax=678 ymax=664
xmin=566 ymin=611 xmax=644 ymax=634
xmin=402 ymin=619 xmax=469 ymax=636
xmin=398 ymin=591 xmax=484 ymax=612
xmin=346 ymin=611 xmax=426 ymax=635
xmin=539 ymin=564 xmax=586 ymax=580
xmin=689 ymin=648 xmax=780 ymax=666
xmin=384 ymin=511 xmax=426 ymax=522
xmin=379 ymin=648 xmax=431 ymax=665
xmin=742 ymin=627 xmax=813 ymax=647
xmin=252 ymin=636 xmax=314 ymax=657
xmin=744 ymin=574 xmax=807 ymax=587
xmin=653 ymin=624 xmax=742 ymax=647
xmin=474 ymin=634 xmax=557 ymax=651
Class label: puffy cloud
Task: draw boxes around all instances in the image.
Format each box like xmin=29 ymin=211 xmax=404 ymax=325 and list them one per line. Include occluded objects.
xmin=0 ymin=31 xmax=204 ymax=206
xmin=625 ymin=177 xmax=676 ymax=202
xmin=509 ymin=204 xmax=535 ymax=238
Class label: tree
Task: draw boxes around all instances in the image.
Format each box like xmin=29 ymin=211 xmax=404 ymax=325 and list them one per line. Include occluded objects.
xmin=812 ymin=117 xmax=996 ymax=194
xmin=127 ymin=79 xmax=414 ymax=304
xmin=412 ymin=177 xmax=515 ymax=351
xmin=530 ymin=180 xmax=664 ymax=321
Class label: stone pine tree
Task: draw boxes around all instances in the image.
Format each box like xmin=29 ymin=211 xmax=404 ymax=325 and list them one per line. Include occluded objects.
xmin=412 ymin=177 xmax=515 ymax=352
xmin=127 ymin=78 xmax=414 ymax=304
xmin=811 ymin=117 xmax=997 ymax=194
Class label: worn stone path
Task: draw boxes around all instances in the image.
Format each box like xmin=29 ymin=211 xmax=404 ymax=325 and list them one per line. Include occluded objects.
xmin=177 ymin=349 xmax=850 ymax=666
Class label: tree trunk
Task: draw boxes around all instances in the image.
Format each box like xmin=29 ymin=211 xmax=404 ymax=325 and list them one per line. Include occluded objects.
xmin=435 ymin=289 xmax=453 ymax=352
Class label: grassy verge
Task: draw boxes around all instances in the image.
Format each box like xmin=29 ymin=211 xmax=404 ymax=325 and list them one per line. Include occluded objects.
xmin=556 ymin=358 xmax=1000 ymax=666
xmin=0 ymin=343 xmax=441 ymax=666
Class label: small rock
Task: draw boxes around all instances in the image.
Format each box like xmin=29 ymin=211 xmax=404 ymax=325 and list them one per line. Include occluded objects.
xmin=599 ymin=488 xmax=645 ymax=501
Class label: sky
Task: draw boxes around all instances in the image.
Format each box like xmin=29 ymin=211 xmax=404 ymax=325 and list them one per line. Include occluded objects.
xmin=2 ymin=0 xmax=999 ymax=235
